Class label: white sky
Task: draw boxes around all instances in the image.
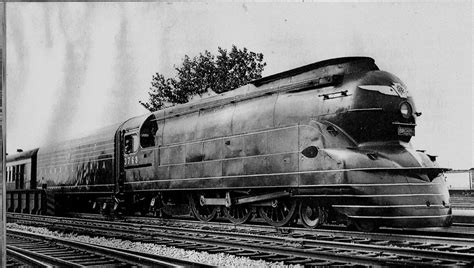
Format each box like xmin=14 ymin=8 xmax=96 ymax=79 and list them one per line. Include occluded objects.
xmin=6 ymin=2 xmax=473 ymax=169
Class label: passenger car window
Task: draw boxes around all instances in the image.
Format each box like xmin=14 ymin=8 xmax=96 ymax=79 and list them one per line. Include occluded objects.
xmin=124 ymin=133 xmax=139 ymax=154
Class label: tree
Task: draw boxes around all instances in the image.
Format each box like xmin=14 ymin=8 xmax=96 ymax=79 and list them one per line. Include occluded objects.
xmin=140 ymin=45 xmax=266 ymax=112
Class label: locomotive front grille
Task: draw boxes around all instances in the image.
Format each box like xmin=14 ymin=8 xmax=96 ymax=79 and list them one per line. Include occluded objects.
xmin=392 ymin=121 xmax=416 ymax=137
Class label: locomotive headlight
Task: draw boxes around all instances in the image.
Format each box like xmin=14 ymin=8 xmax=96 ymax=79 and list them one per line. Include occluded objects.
xmin=400 ymin=102 xmax=412 ymax=119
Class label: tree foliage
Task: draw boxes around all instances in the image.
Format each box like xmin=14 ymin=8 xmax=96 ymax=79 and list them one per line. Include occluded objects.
xmin=140 ymin=45 xmax=266 ymax=112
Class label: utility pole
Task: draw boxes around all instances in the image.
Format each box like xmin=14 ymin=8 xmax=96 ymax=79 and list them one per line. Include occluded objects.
xmin=0 ymin=2 xmax=6 ymax=267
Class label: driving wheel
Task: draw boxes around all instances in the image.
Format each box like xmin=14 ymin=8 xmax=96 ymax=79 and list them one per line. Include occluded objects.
xmin=223 ymin=205 xmax=253 ymax=224
xmin=258 ymin=198 xmax=297 ymax=227
xmin=189 ymin=194 xmax=217 ymax=222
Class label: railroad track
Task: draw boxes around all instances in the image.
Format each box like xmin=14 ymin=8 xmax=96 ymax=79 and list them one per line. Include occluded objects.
xmin=125 ymin=213 xmax=474 ymax=239
xmin=8 ymin=213 xmax=474 ymax=266
xmin=62 ymin=211 xmax=474 ymax=243
xmin=6 ymin=227 xmax=211 ymax=267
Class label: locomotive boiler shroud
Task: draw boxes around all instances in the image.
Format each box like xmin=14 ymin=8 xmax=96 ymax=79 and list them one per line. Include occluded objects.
xmin=16 ymin=57 xmax=451 ymax=230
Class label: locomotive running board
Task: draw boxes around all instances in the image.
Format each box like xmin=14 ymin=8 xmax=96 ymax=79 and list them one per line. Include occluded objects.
xmin=200 ymin=191 xmax=290 ymax=207
xmin=353 ymin=167 xmax=450 ymax=172
xmin=358 ymin=167 xmax=451 ymax=181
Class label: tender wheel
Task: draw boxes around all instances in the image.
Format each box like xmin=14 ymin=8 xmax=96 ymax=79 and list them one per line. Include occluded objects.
xmin=189 ymin=194 xmax=217 ymax=222
xmin=223 ymin=205 xmax=253 ymax=224
xmin=299 ymin=200 xmax=325 ymax=229
xmin=258 ymin=198 xmax=297 ymax=227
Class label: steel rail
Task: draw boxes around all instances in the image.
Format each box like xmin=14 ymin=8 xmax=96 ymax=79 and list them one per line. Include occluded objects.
xmin=124 ymin=220 xmax=474 ymax=265
xmin=9 ymin=212 xmax=474 ymax=246
xmin=7 ymin=213 xmax=474 ymax=266
xmin=50 ymin=212 xmax=474 ymax=246
xmin=122 ymin=214 xmax=474 ymax=245
xmin=7 ymin=228 xmax=212 ymax=267
xmin=6 ymin=244 xmax=83 ymax=267
xmin=18 ymin=212 xmax=474 ymax=246
xmin=6 ymin=247 xmax=58 ymax=268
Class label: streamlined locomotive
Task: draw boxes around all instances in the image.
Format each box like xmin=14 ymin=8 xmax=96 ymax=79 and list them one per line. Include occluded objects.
xmin=7 ymin=57 xmax=452 ymax=231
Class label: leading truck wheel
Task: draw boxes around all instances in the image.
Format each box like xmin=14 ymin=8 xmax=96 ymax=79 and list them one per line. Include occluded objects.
xmin=189 ymin=194 xmax=217 ymax=222
xmin=258 ymin=198 xmax=297 ymax=227
xmin=299 ymin=200 xmax=325 ymax=229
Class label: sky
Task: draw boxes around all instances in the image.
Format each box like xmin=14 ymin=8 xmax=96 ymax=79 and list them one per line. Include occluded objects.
xmin=6 ymin=2 xmax=473 ymax=169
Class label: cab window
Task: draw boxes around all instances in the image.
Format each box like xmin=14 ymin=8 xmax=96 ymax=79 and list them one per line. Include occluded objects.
xmin=124 ymin=133 xmax=139 ymax=154
xmin=140 ymin=118 xmax=157 ymax=148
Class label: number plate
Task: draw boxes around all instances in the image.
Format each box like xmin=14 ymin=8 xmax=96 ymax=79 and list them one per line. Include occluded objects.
xmin=398 ymin=125 xmax=415 ymax=136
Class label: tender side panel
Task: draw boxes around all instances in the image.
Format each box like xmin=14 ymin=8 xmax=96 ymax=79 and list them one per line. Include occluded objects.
xmin=37 ymin=125 xmax=119 ymax=192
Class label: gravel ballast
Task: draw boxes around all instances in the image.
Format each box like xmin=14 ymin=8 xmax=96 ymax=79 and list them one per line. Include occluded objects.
xmin=7 ymin=223 xmax=296 ymax=267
